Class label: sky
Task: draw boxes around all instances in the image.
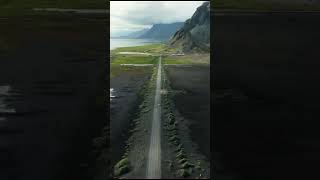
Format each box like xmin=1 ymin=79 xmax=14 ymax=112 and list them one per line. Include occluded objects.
xmin=110 ymin=1 xmax=207 ymax=37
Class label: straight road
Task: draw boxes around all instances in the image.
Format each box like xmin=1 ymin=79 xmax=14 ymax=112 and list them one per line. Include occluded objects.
xmin=146 ymin=56 xmax=162 ymax=179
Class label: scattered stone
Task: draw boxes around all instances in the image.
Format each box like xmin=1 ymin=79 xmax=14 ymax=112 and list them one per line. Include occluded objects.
xmin=169 ymin=135 xmax=178 ymax=142
xmin=179 ymin=158 xmax=187 ymax=164
xmin=181 ymin=162 xmax=195 ymax=169
xmin=176 ymin=152 xmax=186 ymax=159
xmin=114 ymin=166 xmax=130 ymax=177
xmin=177 ymin=169 xmax=190 ymax=178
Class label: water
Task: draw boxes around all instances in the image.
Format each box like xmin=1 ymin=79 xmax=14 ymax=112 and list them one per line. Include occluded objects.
xmin=110 ymin=38 xmax=161 ymax=50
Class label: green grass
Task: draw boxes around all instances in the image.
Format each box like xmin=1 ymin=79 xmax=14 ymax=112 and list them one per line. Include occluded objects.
xmin=214 ymin=0 xmax=320 ymax=11
xmin=111 ymin=55 xmax=157 ymax=65
xmin=111 ymin=43 xmax=166 ymax=54
xmin=110 ymin=63 xmax=153 ymax=79
xmin=163 ymin=58 xmax=195 ymax=65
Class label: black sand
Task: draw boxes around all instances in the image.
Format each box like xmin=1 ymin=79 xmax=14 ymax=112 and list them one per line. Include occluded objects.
xmin=0 ymin=15 xmax=106 ymax=180
xmin=214 ymin=13 xmax=320 ymax=179
xmin=110 ymin=66 xmax=152 ymax=168
xmin=166 ymin=65 xmax=210 ymax=160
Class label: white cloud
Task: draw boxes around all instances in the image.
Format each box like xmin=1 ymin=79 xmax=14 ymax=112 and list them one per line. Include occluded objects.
xmin=110 ymin=1 xmax=207 ymax=36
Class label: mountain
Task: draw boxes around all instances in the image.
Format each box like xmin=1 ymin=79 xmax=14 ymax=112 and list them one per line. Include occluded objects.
xmin=126 ymin=28 xmax=150 ymax=38
xmin=169 ymin=2 xmax=210 ymax=53
xmin=138 ymin=22 xmax=184 ymax=40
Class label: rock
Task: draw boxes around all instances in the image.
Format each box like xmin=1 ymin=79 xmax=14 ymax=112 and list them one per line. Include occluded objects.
xmin=114 ymin=158 xmax=131 ymax=176
xmin=177 ymin=169 xmax=190 ymax=178
xmin=114 ymin=166 xmax=130 ymax=177
xmin=169 ymin=2 xmax=210 ymax=53
xmin=181 ymin=162 xmax=195 ymax=169
xmin=115 ymin=158 xmax=129 ymax=169
xmin=179 ymin=158 xmax=187 ymax=164
xmin=169 ymin=135 xmax=178 ymax=142
xmin=176 ymin=152 xmax=186 ymax=159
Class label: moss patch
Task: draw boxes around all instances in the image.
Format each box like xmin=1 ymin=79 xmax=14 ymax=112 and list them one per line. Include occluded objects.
xmin=114 ymin=158 xmax=131 ymax=177
xmin=177 ymin=169 xmax=190 ymax=178
xmin=111 ymin=55 xmax=157 ymax=65
xmin=111 ymin=43 xmax=166 ymax=54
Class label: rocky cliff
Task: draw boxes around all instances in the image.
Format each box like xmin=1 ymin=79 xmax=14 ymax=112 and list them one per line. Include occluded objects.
xmin=169 ymin=1 xmax=210 ymax=53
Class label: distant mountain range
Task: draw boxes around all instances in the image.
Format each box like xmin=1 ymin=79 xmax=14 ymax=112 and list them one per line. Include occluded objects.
xmin=112 ymin=2 xmax=211 ymax=53
xmin=138 ymin=22 xmax=184 ymax=40
xmin=114 ymin=22 xmax=184 ymax=41
xmin=127 ymin=28 xmax=150 ymax=38
xmin=169 ymin=1 xmax=210 ymax=53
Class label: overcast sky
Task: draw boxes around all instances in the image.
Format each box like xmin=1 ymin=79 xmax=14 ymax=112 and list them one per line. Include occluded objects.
xmin=110 ymin=1 xmax=207 ymax=37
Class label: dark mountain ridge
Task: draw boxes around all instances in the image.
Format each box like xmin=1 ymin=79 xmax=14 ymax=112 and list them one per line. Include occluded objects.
xmin=169 ymin=1 xmax=210 ymax=53
xmin=138 ymin=22 xmax=184 ymax=40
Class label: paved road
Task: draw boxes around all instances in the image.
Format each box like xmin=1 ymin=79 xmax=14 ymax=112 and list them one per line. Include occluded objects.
xmin=146 ymin=56 xmax=162 ymax=179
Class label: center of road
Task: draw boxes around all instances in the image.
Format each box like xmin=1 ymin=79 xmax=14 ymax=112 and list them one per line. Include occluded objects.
xmin=146 ymin=56 xmax=162 ymax=179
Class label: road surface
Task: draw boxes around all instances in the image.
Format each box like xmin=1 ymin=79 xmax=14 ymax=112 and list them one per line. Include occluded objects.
xmin=146 ymin=56 xmax=162 ymax=179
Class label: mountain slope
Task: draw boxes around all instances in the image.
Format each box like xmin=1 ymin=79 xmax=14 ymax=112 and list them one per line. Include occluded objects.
xmin=126 ymin=28 xmax=150 ymax=38
xmin=169 ymin=2 xmax=210 ymax=53
xmin=138 ymin=22 xmax=184 ymax=40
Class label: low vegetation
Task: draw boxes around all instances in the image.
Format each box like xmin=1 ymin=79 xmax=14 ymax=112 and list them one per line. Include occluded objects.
xmin=163 ymin=54 xmax=210 ymax=65
xmin=111 ymin=55 xmax=157 ymax=65
xmin=111 ymin=43 xmax=166 ymax=54
xmin=163 ymin=57 xmax=195 ymax=65
xmin=114 ymin=158 xmax=131 ymax=177
xmin=110 ymin=64 xmax=153 ymax=79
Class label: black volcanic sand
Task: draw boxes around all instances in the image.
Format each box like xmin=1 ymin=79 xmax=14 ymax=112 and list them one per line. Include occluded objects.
xmin=110 ymin=66 xmax=152 ymax=169
xmin=166 ymin=65 xmax=210 ymax=160
xmin=214 ymin=13 xmax=320 ymax=180
xmin=0 ymin=15 xmax=106 ymax=180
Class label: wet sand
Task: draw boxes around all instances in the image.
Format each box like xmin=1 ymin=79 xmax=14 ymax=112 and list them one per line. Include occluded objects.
xmin=166 ymin=65 xmax=210 ymax=160
xmin=214 ymin=12 xmax=320 ymax=179
xmin=0 ymin=15 xmax=106 ymax=180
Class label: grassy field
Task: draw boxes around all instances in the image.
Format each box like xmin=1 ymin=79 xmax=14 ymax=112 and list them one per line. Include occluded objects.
xmin=110 ymin=44 xmax=209 ymax=67
xmin=111 ymin=55 xmax=158 ymax=65
xmin=214 ymin=0 xmax=320 ymax=11
xmin=163 ymin=57 xmax=195 ymax=65
xmin=111 ymin=44 xmax=167 ymax=55
xmin=163 ymin=54 xmax=210 ymax=65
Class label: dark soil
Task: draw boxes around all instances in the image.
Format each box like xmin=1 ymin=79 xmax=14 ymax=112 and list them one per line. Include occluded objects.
xmin=110 ymin=66 xmax=152 ymax=170
xmin=0 ymin=16 xmax=106 ymax=180
xmin=166 ymin=65 xmax=210 ymax=160
xmin=213 ymin=13 xmax=320 ymax=180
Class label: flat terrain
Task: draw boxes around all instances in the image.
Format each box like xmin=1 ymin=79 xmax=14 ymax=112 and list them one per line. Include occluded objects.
xmin=110 ymin=46 xmax=211 ymax=179
xmin=166 ymin=65 xmax=210 ymax=160
xmin=110 ymin=65 xmax=152 ymax=168
xmin=0 ymin=16 xmax=106 ymax=180
xmin=214 ymin=12 xmax=320 ymax=179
